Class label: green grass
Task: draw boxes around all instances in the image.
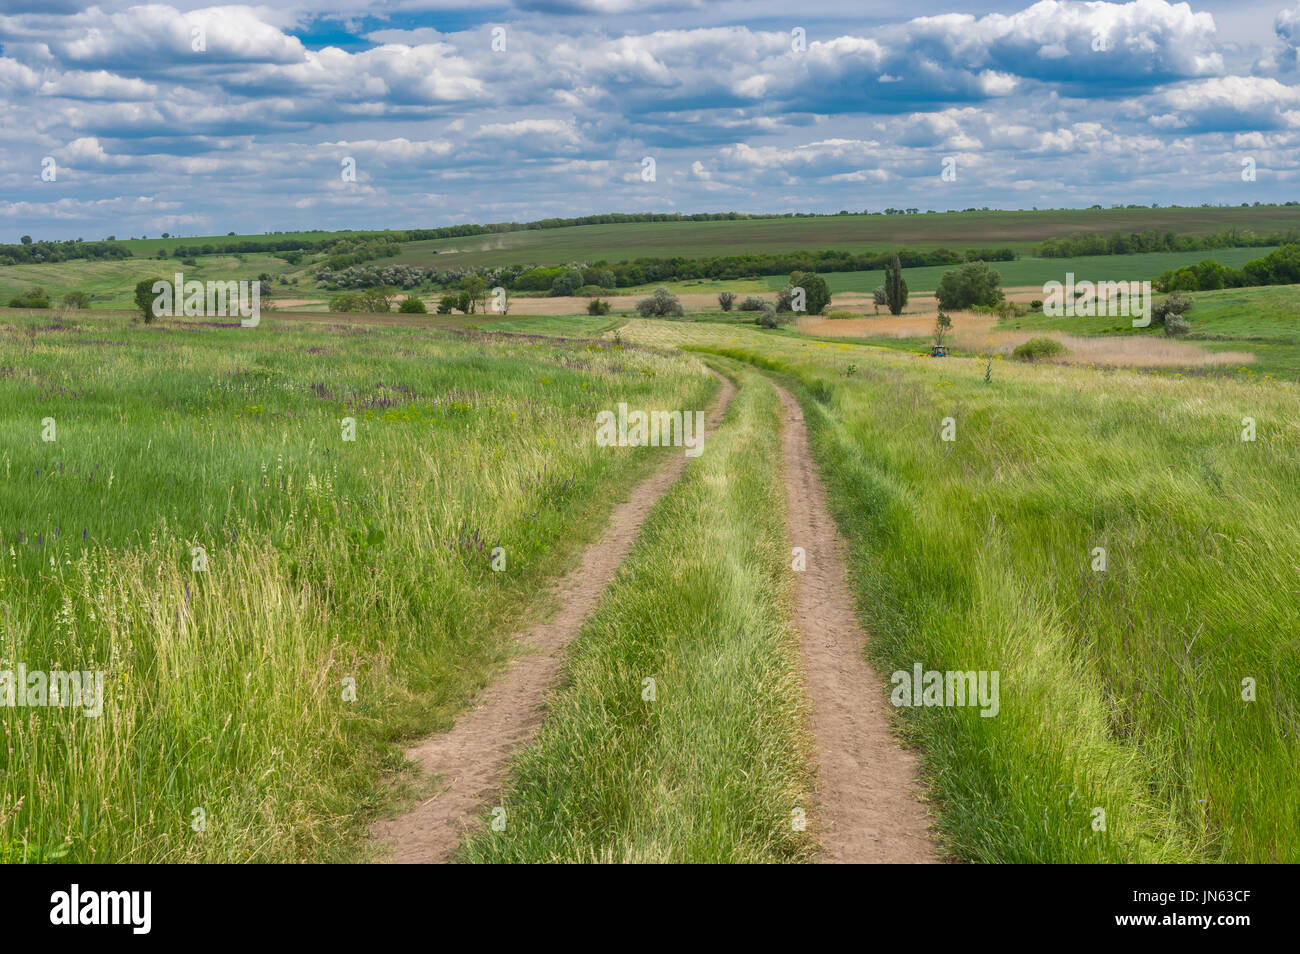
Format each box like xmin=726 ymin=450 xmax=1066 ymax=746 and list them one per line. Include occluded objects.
xmin=0 ymin=254 xmax=313 ymax=310
xmin=994 ymin=282 xmax=1300 ymax=382
xmin=620 ymin=319 xmax=1300 ymax=863
xmin=768 ymin=248 xmax=1282 ymax=295
xmin=0 ymin=311 xmax=714 ymax=862
xmin=388 ymin=206 xmax=1300 ymax=269
xmin=479 ymin=314 xmax=626 ymax=337
xmin=460 ymin=360 xmax=813 ymax=863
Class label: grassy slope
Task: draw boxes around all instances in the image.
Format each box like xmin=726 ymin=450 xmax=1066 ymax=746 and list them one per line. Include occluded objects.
xmin=618 ymin=319 xmax=1300 ymax=863
xmin=460 ymin=361 xmax=813 ymax=863
xmin=389 ymin=206 xmax=1300 ymax=269
xmin=0 ymin=312 xmax=713 ymax=862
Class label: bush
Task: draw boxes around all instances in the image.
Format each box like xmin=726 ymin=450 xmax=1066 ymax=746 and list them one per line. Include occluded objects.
xmin=329 ymin=292 xmax=364 ymax=313
xmin=61 ymin=291 xmax=91 ymax=309
xmin=1030 ymin=299 xmax=1043 ymax=310
xmin=398 ymin=296 xmax=427 ymax=313
xmin=587 ymin=298 xmax=611 ymax=315
xmin=1011 ymin=337 xmax=1068 ymax=361
xmin=755 ymin=303 xmax=787 ymax=329
xmin=8 ymin=286 xmax=51 ymax=309
xmin=635 ymin=286 xmax=684 ymax=318
xmin=549 ymin=269 xmax=585 ymax=297
xmin=825 ymin=310 xmax=857 ymax=319
xmin=1151 ymin=292 xmax=1193 ymax=326
xmin=718 ymin=291 xmax=736 ymax=312
xmin=737 ymin=296 xmax=766 ymax=312
xmin=1164 ymin=314 xmax=1191 ymax=337
xmin=575 ymin=284 xmax=605 ymax=297
xmin=936 ymin=260 xmax=1003 ymax=310
xmin=436 ymin=295 xmax=457 ymax=315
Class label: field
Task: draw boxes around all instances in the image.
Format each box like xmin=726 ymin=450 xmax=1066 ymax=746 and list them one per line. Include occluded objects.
xmin=388 ymin=205 xmax=1300 ymax=268
xmin=0 ymin=310 xmax=712 ymax=861
xmin=2 ymin=210 xmax=1298 ymax=866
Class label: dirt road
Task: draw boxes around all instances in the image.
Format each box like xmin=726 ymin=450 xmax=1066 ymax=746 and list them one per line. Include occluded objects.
xmin=774 ymin=384 xmax=939 ymax=863
xmin=371 ymin=372 xmax=736 ymax=863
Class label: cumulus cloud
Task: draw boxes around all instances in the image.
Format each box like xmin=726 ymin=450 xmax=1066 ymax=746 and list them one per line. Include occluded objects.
xmin=0 ymin=0 xmax=1291 ymax=239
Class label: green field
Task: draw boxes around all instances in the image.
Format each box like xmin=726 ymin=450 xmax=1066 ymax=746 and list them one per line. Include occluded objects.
xmin=388 ymin=206 xmax=1300 ymax=269
xmin=0 ymin=311 xmax=713 ymax=861
xmin=763 ymin=248 xmax=1283 ymax=295
xmin=615 ymin=318 xmax=1300 ymax=862
xmin=5 ymin=208 xmax=1300 ymax=866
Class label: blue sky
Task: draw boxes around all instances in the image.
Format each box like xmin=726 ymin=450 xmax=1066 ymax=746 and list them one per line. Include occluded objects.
xmin=2 ymin=0 xmax=1300 ymax=241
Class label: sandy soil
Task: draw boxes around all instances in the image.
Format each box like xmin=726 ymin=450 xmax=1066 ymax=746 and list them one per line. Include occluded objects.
xmin=776 ymin=385 xmax=939 ymax=863
xmin=370 ymin=373 xmax=737 ymax=864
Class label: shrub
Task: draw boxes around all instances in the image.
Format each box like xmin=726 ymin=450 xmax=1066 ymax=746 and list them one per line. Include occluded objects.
xmin=1012 ymin=337 xmax=1068 ymax=361
xmin=635 ymin=286 xmax=684 ymax=318
xmin=755 ymin=303 xmax=787 ymax=328
xmin=1151 ymin=291 xmax=1193 ymax=326
xmin=575 ymin=284 xmax=605 ymax=297
xmin=737 ymin=296 xmax=766 ymax=312
xmin=587 ymin=298 xmax=611 ymax=315
xmin=8 ymin=286 xmax=51 ymax=309
xmin=329 ymin=292 xmax=364 ymax=313
xmin=60 ymin=291 xmax=91 ymax=309
xmin=936 ymin=260 xmax=1003 ymax=310
xmin=550 ymin=269 xmax=585 ymax=297
xmin=436 ymin=294 xmax=457 ymax=314
xmin=718 ymin=291 xmax=736 ymax=311
xmin=398 ymin=296 xmax=427 ymax=313
xmin=1030 ymin=299 xmax=1043 ymax=310
xmin=825 ymin=310 xmax=857 ymax=319
xmin=1164 ymin=314 xmax=1191 ymax=337
xmin=872 ymin=286 xmax=887 ymax=314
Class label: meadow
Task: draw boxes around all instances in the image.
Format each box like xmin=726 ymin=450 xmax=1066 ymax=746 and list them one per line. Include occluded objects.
xmin=0 ymin=310 xmax=713 ymax=861
xmin=614 ymin=317 xmax=1300 ymax=862
xmin=4 ymin=208 xmax=1298 ymax=865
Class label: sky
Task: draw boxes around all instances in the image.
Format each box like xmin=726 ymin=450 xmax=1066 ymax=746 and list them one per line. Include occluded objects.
xmin=2 ymin=0 xmax=1300 ymax=242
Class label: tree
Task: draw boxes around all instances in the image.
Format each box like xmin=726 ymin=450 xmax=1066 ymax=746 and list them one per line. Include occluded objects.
xmin=398 ymin=296 xmax=427 ymax=313
xmin=718 ymin=291 xmax=736 ymax=312
xmin=550 ymin=269 xmax=584 ymax=297
xmin=933 ymin=311 xmax=952 ymax=348
xmin=20 ymin=235 xmax=31 ymax=245
xmin=873 ymin=286 xmax=887 ymax=315
xmin=784 ymin=271 xmax=831 ymax=315
xmin=635 ymin=286 xmax=684 ymax=317
xmin=135 ymin=278 xmax=164 ymax=323
xmin=885 ymin=254 xmax=908 ymax=315
xmin=935 ymin=261 xmax=1002 ymax=310
xmin=587 ymin=298 xmax=611 ymax=315
xmin=460 ymin=276 xmax=487 ymax=313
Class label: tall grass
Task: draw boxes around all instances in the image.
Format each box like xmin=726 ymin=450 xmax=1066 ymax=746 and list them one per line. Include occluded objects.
xmin=461 ymin=362 xmax=813 ymax=863
xmin=623 ymin=319 xmax=1300 ymax=863
xmin=0 ymin=313 xmax=713 ymax=861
